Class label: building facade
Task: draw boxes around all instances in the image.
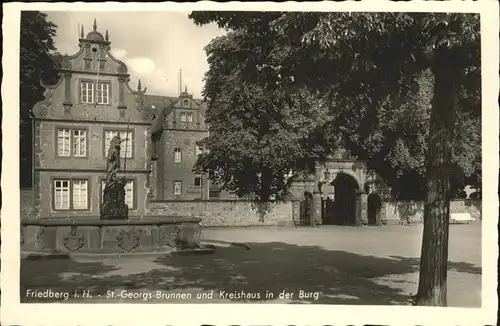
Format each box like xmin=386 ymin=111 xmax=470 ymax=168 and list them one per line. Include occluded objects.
xmin=30 ymin=20 xmax=235 ymax=219
xmin=148 ymin=88 xmax=235 ymax=201
xmin=30 ymin=21 xmax=387 ymax=226
xmin=31 ymin=21 xmax=155 ymax=218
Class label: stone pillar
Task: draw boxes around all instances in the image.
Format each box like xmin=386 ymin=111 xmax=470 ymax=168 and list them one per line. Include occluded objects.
xmin=118 ymin=77 xmax=127 ymax=117
xmin=62 ymin=72 xmax=72 ymax=116
xmin=33 ymin=120 xmax=42 ymax=218
xmin=315 ymin=168 xmax=323 ymax=191
xmin=380 ymin=203 xmax=387 ymax=225
xmin=312 ymin=191 xmax=322 ymax=226
xmin=360 ymin=192 xmax=368 ymax=226
xmin=150 ymin=159 xmax=157 ymax=200
xmin=201 ymin=175 xmax=209 ymax=200
xmin=292 ymin=199 xmax=301 ymax=227
xmin=356 ymin=191 xmax=368 ymax=226
xmin=355 ymin=195 xmax=361 ymax=226
xmin=33 ymin=171 xmax=41 ymax=218
xmin=156 ymin=136 xmax=164 ymax=200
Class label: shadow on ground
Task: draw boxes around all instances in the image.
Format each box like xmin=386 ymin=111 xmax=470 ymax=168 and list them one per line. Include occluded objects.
xmin=389 ymin=255 xmax=481 ymax=275
xmin=20 ymin=242 xmax=481 ymax=305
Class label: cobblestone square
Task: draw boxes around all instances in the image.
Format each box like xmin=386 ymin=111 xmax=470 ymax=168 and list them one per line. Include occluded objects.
xmin=20 ymin=224 xmax=481 ymax=306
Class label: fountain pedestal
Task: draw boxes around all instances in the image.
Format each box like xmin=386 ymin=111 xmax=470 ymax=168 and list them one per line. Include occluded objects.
xmin=100 ymin=180 xmax=128 ymax=220
xmin=20 ymin=217 xmax=203 ymax=255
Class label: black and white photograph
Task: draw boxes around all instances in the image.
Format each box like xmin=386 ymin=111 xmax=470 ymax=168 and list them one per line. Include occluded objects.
xmin=1 ymin=2 xmax=498 ymax=326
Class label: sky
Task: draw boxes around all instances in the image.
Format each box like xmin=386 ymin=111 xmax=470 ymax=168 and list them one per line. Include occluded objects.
xmin=45 ymin=11 xmax=226 ymax=98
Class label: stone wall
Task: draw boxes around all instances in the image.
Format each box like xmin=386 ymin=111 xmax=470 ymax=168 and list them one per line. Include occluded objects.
xmin=384 ymin=199 xmax=482 ymax=224
xmin=147 ymin=200 xmax=295 ymax=227
xmin=22 ymin=186 xmax=480 ymax=227
xmin=21 ymin=189 xmax=35 ymax=218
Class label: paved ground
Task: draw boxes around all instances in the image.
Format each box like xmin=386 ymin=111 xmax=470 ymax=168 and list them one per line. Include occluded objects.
xmin=20 ymin=224 xmax=481 ymax=306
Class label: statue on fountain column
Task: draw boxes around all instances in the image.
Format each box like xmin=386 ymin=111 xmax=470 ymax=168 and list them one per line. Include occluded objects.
xmin=100 ymin=135 xmax=129 ymax=220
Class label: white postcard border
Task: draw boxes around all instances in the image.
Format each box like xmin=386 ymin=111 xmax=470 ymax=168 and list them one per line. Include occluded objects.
xmin=1 ymin=1 xmax=498 ymax=325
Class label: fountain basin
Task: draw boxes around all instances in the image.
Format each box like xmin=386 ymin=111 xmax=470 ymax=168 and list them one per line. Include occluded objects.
xmin=20 ymin=216 xmax=202 ymax=255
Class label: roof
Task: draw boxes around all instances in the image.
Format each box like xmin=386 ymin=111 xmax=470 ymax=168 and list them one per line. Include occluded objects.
xmin=86 ymin=30 xmax=104 ymax=42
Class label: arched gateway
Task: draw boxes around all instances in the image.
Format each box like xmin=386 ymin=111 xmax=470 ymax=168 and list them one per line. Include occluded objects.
xmin=289 ymin=153 xmax=388 ymax=227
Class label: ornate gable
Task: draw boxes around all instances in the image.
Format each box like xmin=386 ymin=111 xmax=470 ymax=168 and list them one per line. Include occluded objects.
xmin=32 ymin=19 xmax=155 ymax=124
xmin=172 ymin=87 xmax=199 ymax=110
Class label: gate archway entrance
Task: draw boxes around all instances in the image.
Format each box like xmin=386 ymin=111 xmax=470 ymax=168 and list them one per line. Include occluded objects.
xmin=289 ymin=155 xmax=388 ymax=226
xmin=367 ymin=193 xmax=382 ymax=225
xmin=321 ymin=173 xmax=360 ymax=226
xmin=299 ymin=191 xmax=313 ymax=226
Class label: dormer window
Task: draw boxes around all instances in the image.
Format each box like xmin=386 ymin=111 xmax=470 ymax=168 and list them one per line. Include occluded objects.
xmin=186 ymin=112 xmax=193 ymax=122
xmin=180 ymin=112 xmax=187 ymax=122
xmin=183 ymin=99 xmax=189 ymax=106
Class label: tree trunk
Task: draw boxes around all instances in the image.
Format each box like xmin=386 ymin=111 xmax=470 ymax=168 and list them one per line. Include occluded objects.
xmin=415 ymin=48 xmax=459 ymax=306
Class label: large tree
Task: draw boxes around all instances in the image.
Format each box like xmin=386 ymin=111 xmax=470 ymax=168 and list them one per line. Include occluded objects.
xmin=193 ymin=29 xmax=332 ymax=201
xmin=20 ymin=11 xmax=62 ymax=187
xmin=190 ymin=11 xmax=480 ymax=306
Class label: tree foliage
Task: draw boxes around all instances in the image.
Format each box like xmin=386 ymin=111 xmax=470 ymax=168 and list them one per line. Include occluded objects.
xmin=195 ymin=31 xmax=331 ymax=200
xmin=190 ymin=11 xmax=480 ymax=307
xmin=190 ymin=11 xmax=480 ymax=201
xmin=20 ymin=11 xmax=62 ymax=187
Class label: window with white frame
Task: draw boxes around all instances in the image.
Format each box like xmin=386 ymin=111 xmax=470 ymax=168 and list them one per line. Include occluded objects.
xmin=72 ymin=130 xmax=87 ymax=157
xmin=174 ymin=148 xmax=182 ymax=163
xmin=57 ymin=129 xmax=71 ymax=157
xmin=81 ymin=81 xmax=94 ymax=104
xmin=186 ymin=112 xmax=193 ymax=122
xmin=101 ymin=180 xmax=134 ymax=208
xmin=173 ymin=181 xmax=182 ymax=195
xmin=54 ymin=180 xmax=70 ymax=209
xmin=180 ymin=112 xmax=187 ymax=122
xmin=96 ymin=82 xmax=110 ymax=105
xmin=57 ymin=128 xmax=87 ymax=157
xmin=104 ymin=130 xmax=133 ymax=159
xmin=72 ymin=180 xmax=88 ymax=209
xmin=53 ymin=179 xmax=88 ymax=210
